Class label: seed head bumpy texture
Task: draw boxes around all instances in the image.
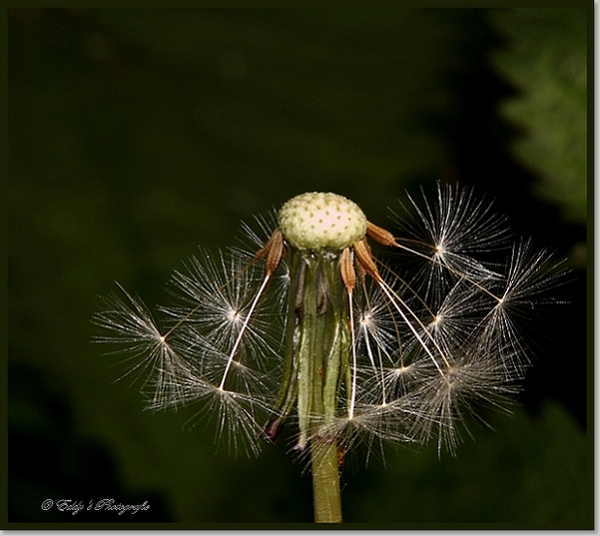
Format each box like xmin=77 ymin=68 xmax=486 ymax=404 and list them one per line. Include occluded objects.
xmin=278 ymin=192 xmax=367 ymax=250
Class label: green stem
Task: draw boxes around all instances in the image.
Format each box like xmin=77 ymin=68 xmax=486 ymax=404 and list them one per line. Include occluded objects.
xmin=311 ymin=440 xmax=343 ymax=523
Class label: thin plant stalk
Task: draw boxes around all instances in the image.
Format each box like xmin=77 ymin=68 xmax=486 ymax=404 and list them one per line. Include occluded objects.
xmin=311 ymin=441 xmax=342 ymax=523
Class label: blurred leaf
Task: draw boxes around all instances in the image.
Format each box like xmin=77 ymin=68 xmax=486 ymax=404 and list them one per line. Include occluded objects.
xmin=490 ymin=8 xmax=587 ymax=225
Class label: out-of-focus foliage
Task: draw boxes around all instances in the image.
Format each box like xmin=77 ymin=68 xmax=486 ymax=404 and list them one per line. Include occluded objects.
xmin=490 ymin=8 xmax=587 ymax=225
xmin=8 ymin=7 xmax=590 ymax=527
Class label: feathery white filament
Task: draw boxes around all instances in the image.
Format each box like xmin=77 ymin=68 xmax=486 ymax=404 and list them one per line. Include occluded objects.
xmin=377 ymin=279 xmax=451 ymax=376
xmin=348 ymin=289 xmax=358 ymax=419
xmin=218 ymin=273 xmax=272 ymax=390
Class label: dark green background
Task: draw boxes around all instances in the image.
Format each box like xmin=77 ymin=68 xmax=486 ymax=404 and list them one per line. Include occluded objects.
xmin=8 ymin=7 xmax=590 ymax=527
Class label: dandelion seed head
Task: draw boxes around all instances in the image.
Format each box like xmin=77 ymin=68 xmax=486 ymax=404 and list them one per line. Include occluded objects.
xmin=93 ymin=182 xmax=564 ymax=461
xmin=278 ymin=192 xmax=367 ymax=250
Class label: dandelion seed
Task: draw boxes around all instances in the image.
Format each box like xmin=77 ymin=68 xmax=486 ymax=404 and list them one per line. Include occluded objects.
xmin=93 ymin=182 xmax=564 ymax=522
